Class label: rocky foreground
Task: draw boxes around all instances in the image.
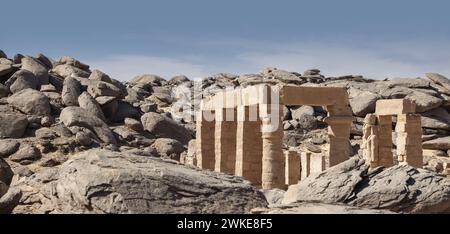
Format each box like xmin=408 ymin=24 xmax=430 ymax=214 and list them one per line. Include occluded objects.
xmin=1 ymin=49 xmax=450 ymax=213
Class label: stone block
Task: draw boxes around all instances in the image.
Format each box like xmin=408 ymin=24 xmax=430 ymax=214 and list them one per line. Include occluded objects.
xmin=375 ymin=99 xmax=416 ymax=115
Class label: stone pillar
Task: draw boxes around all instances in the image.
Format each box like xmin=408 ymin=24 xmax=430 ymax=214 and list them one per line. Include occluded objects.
xmin=214 ymin=108 xmax=237 ymax=174
xmin=310 ymin=154 xmax=325 ymax=176
xmin=396 ymin=114 xmax=423 ymax=168
xmin=377 ymin=115 xmax=394 ymax=167
xmin=362 ymin=114 xmax=380 ymax=168
xmin=260 ymin=103 xmax=285 ymax=189
xmin=285 ymin=150 xmax=300 ymax=186
xmin=196 ymin=110 xmax=215 ymax=170
xmin=324 ymin=116 xmax=352 ymax=167
xmin=235 ymin=105 xmax=262 ymax=185
xmin=300 ymin=152 xmax=311 ymax=180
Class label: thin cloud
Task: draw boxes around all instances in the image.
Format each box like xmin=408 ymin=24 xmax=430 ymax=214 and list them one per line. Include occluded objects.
xmin=87 ymin=39 xmax=450 ymax=81
xmin=86 ymin=55 xmax=210 ymax=81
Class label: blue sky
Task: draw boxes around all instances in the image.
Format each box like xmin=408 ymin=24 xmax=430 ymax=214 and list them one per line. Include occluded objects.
xmin=2 ymin=0 xmax=450 ymax=80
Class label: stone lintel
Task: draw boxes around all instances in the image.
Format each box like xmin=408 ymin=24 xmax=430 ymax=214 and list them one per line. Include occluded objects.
xmin=375 ymin=99 xmax=416 ymax=115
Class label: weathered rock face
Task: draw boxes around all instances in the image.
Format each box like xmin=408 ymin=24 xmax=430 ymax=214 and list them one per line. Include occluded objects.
xmin=0 ymin=83 xmax=9 ymax=97
xmin=61 ymin=77 xmax=81 ymax=106
xmin=0 ymin=158 xmax=13 ymax=188
xmin=13 ymin=149 xmax=268 ymax=214
xmin=87 ymin=81 xmax=122 ymax=98
xmin=348 ymin=88 xmax=380 ymax=117
xmin=130 ymin=74 xmax=166 ymax=87
xmin=141 ymin=112 xmax=193 ymax=144
xmin=423 ymin=136 xmax=450 ymax=150
xmin=0 ymin=158 xmax=21 ymax=214
xmin=0 ymin=188 xmax=22 ymax=214
xmin=9 ymin=145 xmax=41 ymax=165
xmin=0 ymin=113 xmax=28 ymax=138
xmin=53 ymin=64 xmax=90 ymax=78
xmin=60 ymin=107 xmax=116 ymax=145
xmin=7 ymin=89 xmax=51 ymax=116
xmin=151 ymin=138 xmax=185 ymax=160
xmin=21 ymin=56 xmax=49 ymax=86
xmin=0 ymin=140 xmax=20 ymax=158
xmin=426 ymin=73 xmax=450 ymax=92
xmin=252 ymin=201 xmax=394 ymax=214
xmin=5 ymin=69 xmax=38 ymax=93
xmin=283 ymin=157 xmax=450 ymax=213
xmin=78 ymin=92 xmax=106 ymax=122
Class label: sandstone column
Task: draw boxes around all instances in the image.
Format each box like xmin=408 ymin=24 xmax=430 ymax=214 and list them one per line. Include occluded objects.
xmin=309 ymin=154 xmax=326 ymax=176
xmin=396 ymin=114 xmax=423 ymax=168
xmin=235 ymin=105 xmax=262 ymax=185
xmin=362 ymin=114 xmax=380 ymax=168
xmin=324 ymin=115 xmax=352 ymax=167
xmin=300 ymin=152 xmax=311 ymax=180
xmin=284 ymin=150 xmax=300 ymax=186
xmin=214 ymin=108 xmax=237 ymax=174
xmin=196 ymin=110 xmax=215 ymax=170
xmin=377 ymin=115 xmax=394 ymax=167
xmin=258 ymin=85 xmax=285 ymax=189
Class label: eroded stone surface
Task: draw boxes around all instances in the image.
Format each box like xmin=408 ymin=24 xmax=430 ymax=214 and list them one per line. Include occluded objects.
xmin=12 ymin=149 xmax=268 ymax=214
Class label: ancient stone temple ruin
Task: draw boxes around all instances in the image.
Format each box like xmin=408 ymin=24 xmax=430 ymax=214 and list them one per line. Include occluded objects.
xmin=362 ymin=99 xmax=423 ymax=169
xmin=196 ymin=85 xmax=353 ymax=189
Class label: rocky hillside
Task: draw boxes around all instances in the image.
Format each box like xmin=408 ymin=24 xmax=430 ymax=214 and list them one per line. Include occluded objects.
xmin=1 ymin=49 xmax=450 ymax=213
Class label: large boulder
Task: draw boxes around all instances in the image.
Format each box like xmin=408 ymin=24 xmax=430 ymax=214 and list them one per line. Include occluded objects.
xmin=406 ymin=90 xmax=443 ymax=113
xmin=168 ymin=75 xmax=190 ymax=85
xmin=282 ymin=157 xmax=450 ymax=213
xmin=0 ymin=188 xmax=22 ymax=214
xmin=348 ymin=88 xmax=380 ymax=117
xmin=0 ymin=64 xmax=16 ymax=82
xmin=87 ymin=81 xmax=122 ymax=98
xmin=52 ymin=64 xmax=90 ymax=78
xmin=379 ymin=86 xmax=442 ymax=112
xmin=5 ymin=69 xmax=38 ymax=93
xmin=60 ymin=107 xmax=116 ymax=145
xmin=130 ymin=74 xmax=166 ymax=87
xmin=78 ymin=92 xmax=106 ymax=122
xmin=0 ymin=140 xmax=20 ymax=158
xmin=88 ymin=69 xmax=112 ymax=83
xmin=421 ymin=108 xmax=450 ymax=130
xmin=0 ymin=50 xmax=6 ymax=59
xmin=7 ymin=89 xmax=51 ymax=116
xmin=13 ymin=149 xmax=267 ymax=214
xmin=0 ymin=158 xmax=13 ymax=188
xmin=0 ymin=83 xmax=9 ymax=97
xmin=422 ymin=136 xmax=450 ymax=150
xmin=36 ymin=53 xmax=53 ymax=69
xmin=9 ymin=145 xmax=41 ymax=165
xmin=61 ymin=77 xmax=82 ymax=106
xmin=59 ymin=56 xmax=90 ymax=71
xmin=21 ymin=56 xmax=48 ymax=85
xmin=141 ymin=112 xmax=193 ymax=144
xmin=151 ymin=138 xmax=185 ymax=160
xmin=426 ymin=73 xmax=450 ymax=92
xmin=0 ymin=113 xmax=28 ymax=138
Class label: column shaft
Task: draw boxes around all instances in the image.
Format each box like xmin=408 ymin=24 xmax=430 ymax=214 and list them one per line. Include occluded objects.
xmin=396 ymin=114 xmax=423 ymax=168
xmin=260 ymin=104 xmax=285 ymax=189
xmin=196 ymin=110 xmax=215 ymax=170
xmin=235 ymin=105 xmax=262 ymax=185
xmin=214 ymin=108 xmax=237 ymax=174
